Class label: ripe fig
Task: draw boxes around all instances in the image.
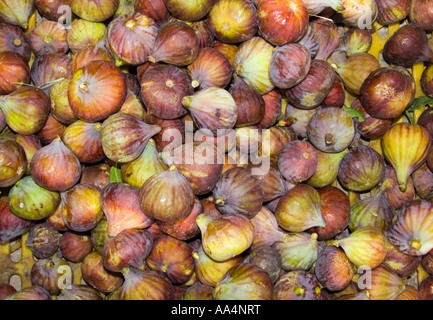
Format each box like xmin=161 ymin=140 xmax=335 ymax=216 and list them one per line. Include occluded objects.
xmin=0 ymin=137 xmax=27 ymax=188
xmin=0 ymin=284 xmax=16 ymax=300
xmin=250 ymin=206 xmax=289 ymax=249
xmin=351 ymin=99 xmax=391 ymax=139
xmin=395 ymin=286 xmax=421 ymax=300
xmin=25 ymin=222 xmax=61 ymax=259
xmin=339 ymin=0 xmax=378 ymax=28
xmin=257 ymin=90 xmax=282 ymax=129
xmin=165 ymin=0 xmax=213 ymax=21
xmin=364 ymin=265 xmax=405 ymax=300
xmin=70 ymin=0 xmax=119 ymax=22
xmin=273 ymin=270 xmax=323 ymax=300
xmin=58 ymin=285 xmax=103 ymax=300
xmin=30 ymin=53 xmax=72 ymax=94
xmin=191 ymin=21 xmax=214 ymax=49
xmin=383 ymin=241 xmax=421 ymax=278
xmin=179 ymin=282 xmax=214 ymax=300
xmin=306 ymin=149 xmax=346 ymax=188
xmin=0 ymin=196 xmax=34 ymax=243
xmin=0 ymin=51 xmax=30 ymax=95
xmin=243 ymin=245 xmax=282 ymax=283
xmin=381 ymin=165 xmax=415 ymax=210
xmin=3 ymin=286 xmax=52 ymax=300
xmin=29 ymin=21 xmax=68 ymax=56
xmin=80 ymin=163 xmax=111 ymax=191
xmin=30 ymin=256 xmax=72 ymax=295
xmin=35 ymin=0 xmax=70 ymax=21
xmin=0 ymin=23 xmax=31 ymax=62
xmin=246 ymin=162 xmax=287 ymax=202
xmin=134 ymin=0 xmax=170 ymax=26
xmin=60 ymin=231 xmax=93 ymax=263
xmin=310 ymin=18 xmax=340 ymax=61
xmin=341 ymin=28 xmax=372 ymax=57
xmin=376 ymin=0 xmax=410 ymax=25
xmin=0 ymin=0 xmax=34 ymax=30
xmin=36 ymin=114 xmax=67 ymax=146
xmin=66 ymin=19 xmax=106 ymax=53
xmin=71 ymin=45 xmax=113 ymax=73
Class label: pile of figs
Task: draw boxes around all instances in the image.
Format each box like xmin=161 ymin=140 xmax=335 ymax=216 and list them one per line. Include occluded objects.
xmin=3 ymin=0 xmax=433 ymax=301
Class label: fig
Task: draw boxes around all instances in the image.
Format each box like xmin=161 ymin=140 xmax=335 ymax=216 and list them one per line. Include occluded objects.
xmin=0 ymin=284 xmax=16 ymax=299
xmin=0 ymin=23 xmax=31 ymax=62
xmin=273 ymin=270 xmax=322 ymax=300
xmin=273 ymin=232 xmax=319 ymax=272
xmin=243 ymin=245 xmax=281 ymax=283
xmin=134 ymin=0 xmax=170 ymax=26
xmin=196 ymin=213 xmax=254 ymax=262
xmin=139 ymin=166 xmax=195 ymax=222
xmin=140 ymin=64 xmax=193 ymax=120
xmin=191 ymin=20 xmax=214 ymax=49
xmin=101 ymin=182 xmax=153 ymax=237
xmin=380 ymin=165 xmax=415 ymax=210
xmin=71 ymin=45 xmax=113 ymax=74
xmin=0 ymin=86 xmax=50 ymax=135
xmin=102 ymin=229 xmax=153 ymax=273
xmin=14 ymin=134 xmax=41 ymax=174
xmin=306 ymin=149 xmax=346 ymax=188
xmin=409 ymin=0 xmax=433 ymax=30
xmin=213 ymin=41 xmax=239 ymax=67
xmin=387 ymin=199 xmax=433 ymax=256
xmin=49 ymin=77 xmax=79 ymax=125
xmin=60 ymin=231 xmax=93 ymax=263
xmin=25 ymin=222 xmax=61 ymax=259
xmin=187 ymin=47 xmax=232 ymax=90
xmin=80 ymin=163 xmax=111 ymax=191
xmin=395 ymin=286 xmax=421 ymax=300
xmin=62 ymin=184 xmax=103 ymax=232
xmin=212 ymin=167 xmax=264 ymax=218
xmin=81 ymin=251 xmax=123 ymax=294
xmin=70 ymin=0 xmax=119 ymax=22
xmin=91 ymin=219 xmax=113 ymax=255
xmin=119 ymin=89 xmax=145 ymax=120
xmin=310 ymin=18 xmax=340 ymax=61
xmin=383 ymin=241 xmax=421 ymax=278
xmin=376 ymin=0 xmax=410 ymax=25
xmin=0 ymin=137 xmax=27 ymax=188
xmin=0 ymin=0 xmax=34 ymax=30
xmin=165 ymin=0 xmax=213 ymax=21
xmin=338 ymin=145 xmax=385 ymax=192
xmin=303 ymin=0 xmax=344 ymax=14
xmin=66 ymin=19 xmax=106 ymax=53
xmin=36 ymin=114 xmax=67 ymax=146
xmin=62 ymin=120 xmax=104 ymax=164
xmin=422 ymin=249 xmax=433 ymax=274
xmin=284 ymin=103 xmax=317 ymax=139
xmin=351 ymin=99 xmax=391 ymax=140
xmin=334 ymin=52 xmax=380 ymax=96
xmin=147 ymin=115 xmax=185 ymax=153
xmin=412 ymin=164 xmax=433 ymax=200
xmin=275 ymin=184 xmax=325 ymax=233
xmin=100 ymin=112 xmax=161 ymax=163
xmin=3 ymin=286 xmax=52 ymax=300
xmin=284 ymin=60 xmax=336 ymax=110
xmin=339 ymin=0 xmax=378 ymax=28
xmin=58 ymin=285 xmax=104 ymax=300
xmin=246 ymin=162 xmax=286 ymax=202
xmin=259 ymin=125 xmax=296 ymax=161
xmin=46 ymin=200 xmax=68 ymax=232
xmin=257 ymin=0 xmax=308 ymax=46
xmin=0 ymin=51 xmax=30 ymax=95
xmin=359 ymin=67 xmax=416 ymax=119
xmin=341 ymin=28 xmax=373 ymax=57
xmin=233 ymin=36 xmax=274 ymax=95
xmin=182 ymin=87 xmax=238 ymax=134
xmin=257 ymin=90 xmax=282 ymax=129
xmin=35 ymin=0 xmax=71 ymax=21
xmin=314 ymin=245 xmax=355 ymax=292
xmin=0 ymin=196 xmax=34 ymax=243
xmin=30 ymin=53 xmax=72 ymax=94
xmin=148 ymin=20 xmax=199 ymax=66
xmin=106 ymin=12 xmax=158 ymax=66
xmin=365 ymin=265 xmax=405 ymax=300
xmin=335 ymin=290 xmax=370 ymax=300
xmin=30 ymin=137 xmax=81 ymax=192
xmin=321 ymin=75 xmax=345 ymax=109
xmin=30 ymin=256 xmax=72 ymax=295
xmin=269 ymin=43 xmax=311 ymax=90
xmin=108 ymin=268 xmax=173 ymax=300
xmin=383 ymin=24 xmax=433 ymax=67
xmin=179 ymin=282 xmax=214 ymax=300
xmin=310 ymin=186 xmax=350 ymax=240
xmin=207 ymin=0 xmax=257 ymax=44
xmin=421 ymin=65 xmax=433 ymax=97
xmin=213 ymin=263 xmax=273 ymax=300
xmin=381 ymin=123 xmax=432 ymax=192
xmin=277 ymin=140 xmax=318 ymax=184
xmin=307 ymin=107 xmax=355 ymax=153
xmin=68 ymin=60 xmax=127 ymax=123
xmin=8 ymin=176 xmax=60 ymax=221
xmin=29 ymin=21 xmax=68 ymax=56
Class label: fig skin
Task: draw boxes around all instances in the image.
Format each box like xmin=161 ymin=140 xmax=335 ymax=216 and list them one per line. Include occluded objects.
xmin=306 ymin=149 xmax=346 ymax=189
xmin=70 ymin=0 xmax=119 ymax=22
xmin=381 ymin=123 xmax=432 ymax=192
xmin=81 ymin=251 xmax=124 ymax=294
xmin=376 ymin=0 xmax=410 ymax=25
xmin=243 ymin=245 xmax=282 ymax=283
xmin=196 ymin=213 xmax=255 ymax=262
xmin=66 ymin=19 xmax=106 ymax=54
xmin=310 ymin=18 xmax=340 ymax=62
xmin=36 ymin=114 xmax=67 ymax=146
xmin=381 ymin=165 xmax=415 ymax=210
xmin=0 ymin=196 xmax=34 ymax=243
xmin=213 ymin=263 xmax=273 ymax=300
xmin=277 ymin=140 xmax=318 ymax=184
xmin=71 ymin=45 xmax=113 ymax=74
xmin=57 ymin=285 xmax=104 ymax=300
xmin=30 ymin=256 xmax=72 ymax=295
xmin=46 ymin=200 xmax=68 ymax=232
xmin=146 ymin=115 xmax=185 ymax=153
xmin=275 ymin=184 xmax=325 ymax=233
xmin=365 ymin=265 xmax=406 ymax=300
xmin=384 ymin=241 xmax=421 ymax=278
xmin=91 ymin=219 xmax=113 ymax=255
xmin=422 ymin=249 xmax=433 ymax=274
xmin=68 ymin=60 xmax=127 ymax=123
xmin=395 ymin=286 xmax=421 ymax=300
xmin=321 ymin=75 xmax=345 ymax=109
xmin=146 ymin=234 xmax=194 ymax=284
xmin=412 ymin=164 xmax=433 ymax=200
xmin=259 ymin=125 xmax=297 ymax=161
xmin=139 ymin=166 xmax=195 ymax=223
xmin=140 ymin=64 xmax=193 ymax=120
xmin=0 ymin=137 xmax=27 ymax=188
xmin=258 ymin=90 xmax=282 ymax=129
xmin=314 ymin=245 xmax=355 ymax=292
xmin=310 ymin=186 xmax=350 ymax=241
xmin=49 ymin=77 xmax=79 ymax=125
xmin=341 ymin=28 xmax=373 ymax=57
xmin=80 ymin=163 xmax=111 ymax=191
xmin=212 ymin=167 xmax=264 ymax=218
xmin=29 ymin=21 xmax=68 ymax=56
xmin=35 ymin=0 xmax=70 ymax=21
xmin=0 ymin=23 xmax=31 ymax=62
xmin=246 ymin=162 xmax=287 ymax=202
xmin=30 ymin=53 xmax=72 ymax=94
xmin=0 ymin=0 xmax=35 ymax=30
xmin=101 ymin=182 xmax=153 ymax=237
xmin=351 ymin=99 xmax=391 ymax=140
xmin=273 ymin=270 xmax=323 ymax=300
xmin=359 ymin=67 xmax=416 ymax=120
xmin=257 ymin=0 xmax=308 ymax=46
xmin=179 ymin=282 xmax=214 ymax=300
xmin=108 ymin=268 xmax=173 ymax=300
xmin=337 ymin=145 xmax=385 ymax=192
xmin=8 ymin=176 xmax=61 ymax=221
xmin=0 ymin=284 xmax=16 ymax=299
xmin=25 ymin=222 xmax=61 ymax=259
xmin=30 ymin=137 xmax=81 ymax=192
xmin=165 ymin=0 xmax=213 ymax=21
xmin=207 ymin=0 xmax=258 ymax=44
xmin=0 ymin=51 xmax=30 ymax=95
xmin=60 ymin=231 xmax=93 ymax=263
xmin=102 ymin=229 xmax=153 ymax=273
xmin=134 ymin=0 xmax=170 ymax=26
xmin=3 ymin=286 xmax=52 ymax=300
xmin=148 ymin=20 xmax=199 ymax=67
xmin=191 ymin=20 xmax=214 ymax=49
xmin=62 ymin=184 xmax=103 ymax=232
xmin=106 ymin=12 xmax=158 ymax=67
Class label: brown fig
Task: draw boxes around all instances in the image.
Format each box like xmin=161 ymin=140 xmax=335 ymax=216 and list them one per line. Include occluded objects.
xmin=60 ymin=231 xmax=93 ymax=263
xmin=0 ymin=137 xmax=27 ymax=188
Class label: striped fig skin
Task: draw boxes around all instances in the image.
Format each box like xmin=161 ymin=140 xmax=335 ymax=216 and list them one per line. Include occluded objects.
xmin=196 ymin=213 xmax=254 ymax=262
xmin=273 ymin=270 xmax=323 ymax=300
xmin=382 ymin=165 xmax=415 ymax=210
xmin=395 ymin=285 xmax=421 ymax=300
xmin=213 ymin=167 xmax=264 ymax=218
xmin=383 ymin=242 xmax=421 ymax=278
xmin=0 ymin=196 xmax=34 ymax=243
xmin=213 ymin=263 xmax=273 ymax=300
xmin=337 ymin=145 xmax=385 ymax=192
xmin=0 ymin=137 xmax=27 ymax=188
xmin=366 ymin=265 xmax=405 ymax=300
xmin=386 ymin=199 xmax=433 ymax=256
xmin=0 ymin=51 xmax=30 ymax=95
xmin=381 ymin=123 xmax=432 ymax=192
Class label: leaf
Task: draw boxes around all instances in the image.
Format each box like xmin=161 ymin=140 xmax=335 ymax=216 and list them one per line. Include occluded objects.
xmin=406 ymin=96 xmax=433 ymax=113
xmin=342 ymin=107 xmax=366 ymax=122
xmin=109 ymin=165 xmax=122 ymax=183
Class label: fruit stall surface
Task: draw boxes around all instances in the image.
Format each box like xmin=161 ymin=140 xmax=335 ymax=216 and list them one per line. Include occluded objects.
xmin=1 ymin=0 xmax=433 ymax=301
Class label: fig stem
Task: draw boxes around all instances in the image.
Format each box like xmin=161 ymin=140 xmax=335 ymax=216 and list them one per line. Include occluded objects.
xmin=399 ymin=182 xmax=407 ymax=192
xmin=215 ymin=196 xmax=225 ymax=206
xmin=411 ymin=240 xmax=422 ymax=250
xmin=325 ymin=133 xmax=335 ymax=146
xmin=12 ymin=38 xmax=22 ymax=47
xmin=294 ymin=286 xmax=305 ymax=296
xmin=191 ymin=79 xmax=200 ymax=88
